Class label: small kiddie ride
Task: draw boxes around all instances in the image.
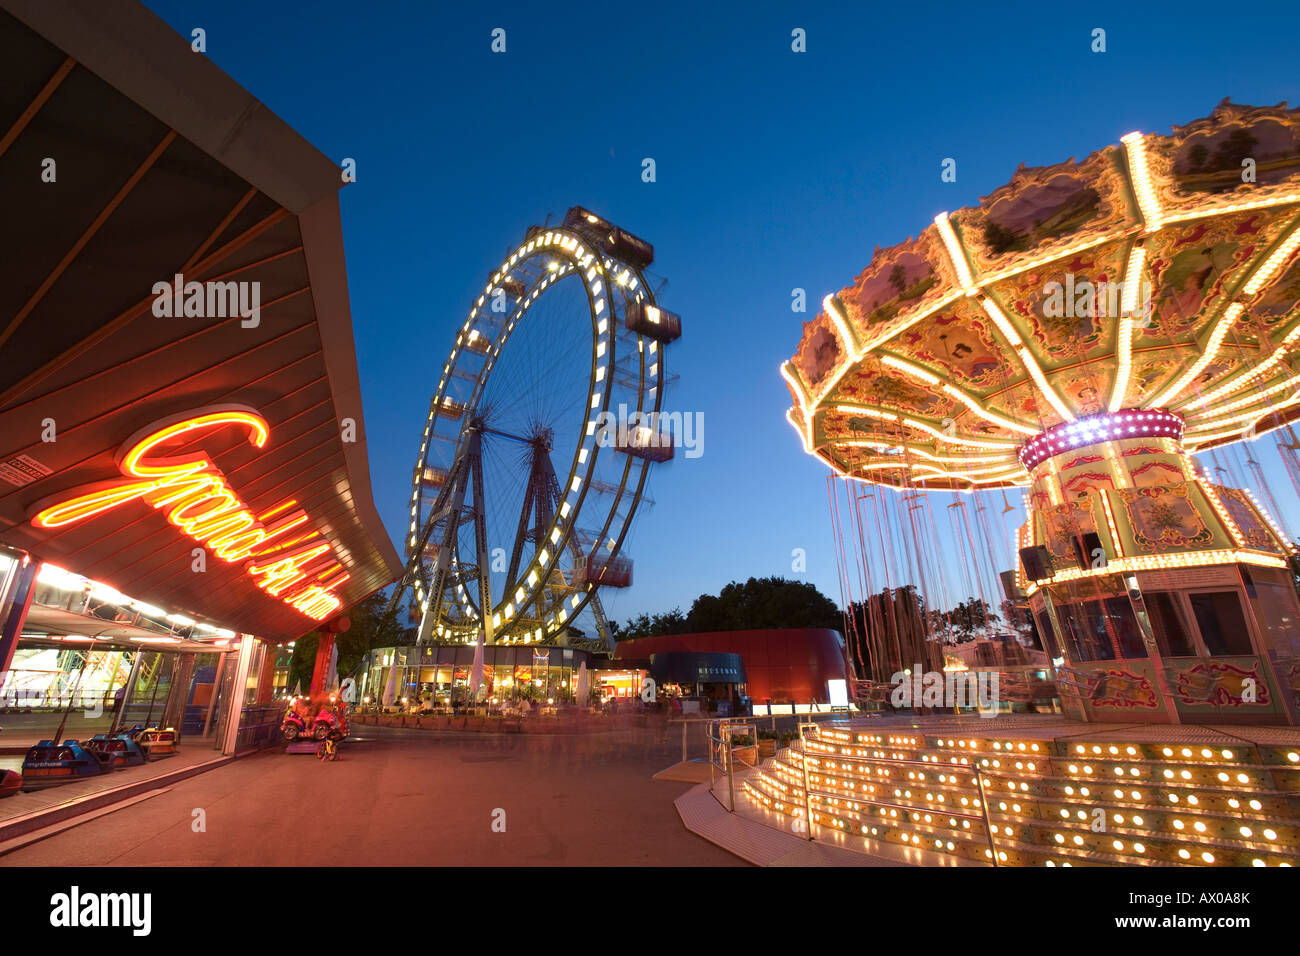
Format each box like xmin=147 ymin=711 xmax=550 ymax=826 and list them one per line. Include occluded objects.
xmin=316 ymin=728 xmax=343 ymax=761
xmin=21 ymin=739 xmax=109 ymax=785
xmin=281 ymin=707 xmax=333 ymax=741
xmin=281 ymin=695 xmax=346 ymax=742
xmin=83 ymin=731 xmax=149 ymax=768
xmin=314 ymin=703 xmax=349 ymax=761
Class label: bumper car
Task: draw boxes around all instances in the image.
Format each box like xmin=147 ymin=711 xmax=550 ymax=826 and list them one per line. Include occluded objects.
xmin=138 ymin=727 xmax=178 ymax=758
xmin=21 ymin=739 xmax=109 ymax=786
xmin=83 ymin=732 xmax=148 ymax=768
xmin=0 ymin=769 xmax=21 ymax=797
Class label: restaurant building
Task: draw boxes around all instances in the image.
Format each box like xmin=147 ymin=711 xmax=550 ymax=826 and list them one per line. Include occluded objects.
xmin=360 ymin=644 xmax=606 ymax=709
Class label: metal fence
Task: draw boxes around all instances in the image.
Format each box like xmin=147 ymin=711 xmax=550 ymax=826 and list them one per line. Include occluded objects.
xmin=694 ymin=713 xmax=843 ymax=812
xmin=232 ymin=703 xmax=284 ymax=752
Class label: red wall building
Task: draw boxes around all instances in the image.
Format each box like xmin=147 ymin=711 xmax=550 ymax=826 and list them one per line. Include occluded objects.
xmin=613 ymin=628 xmax=847 ymax=703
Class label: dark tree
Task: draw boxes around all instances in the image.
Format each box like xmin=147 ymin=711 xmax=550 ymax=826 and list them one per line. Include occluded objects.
xmin=999 ymin=599 xmax=1033 ymax=639
xmin=844 ymin=584 xmax=941 ymax=682
xmin=888 ymin=264 xmax=908 ymax=295
xmin=684 ymin=576 xmax=841 ymax=633
xmin=982 ymin=219 xmax=1021 ymax=254
xmin=609 ymin=607 xmax=689 ymax=642
xmin=940 ymin=597 xmax=1000 ymax=643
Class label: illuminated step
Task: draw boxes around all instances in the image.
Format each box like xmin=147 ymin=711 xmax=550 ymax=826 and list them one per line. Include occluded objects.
xmin=739 ymin=722 xmax=1300 ymax=867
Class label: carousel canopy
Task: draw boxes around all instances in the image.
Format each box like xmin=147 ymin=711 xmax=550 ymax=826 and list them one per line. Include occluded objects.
xmin=783 ymin=100 xmax=1300 ymax=490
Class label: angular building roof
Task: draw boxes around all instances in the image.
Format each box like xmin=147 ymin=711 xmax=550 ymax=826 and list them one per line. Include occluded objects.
xmin=0 ymin=0 xmax=402 ymax=640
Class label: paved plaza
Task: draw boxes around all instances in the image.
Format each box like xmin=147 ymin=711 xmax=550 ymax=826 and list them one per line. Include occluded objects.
xmin=0 ymin=724 xmax=745 ymax=866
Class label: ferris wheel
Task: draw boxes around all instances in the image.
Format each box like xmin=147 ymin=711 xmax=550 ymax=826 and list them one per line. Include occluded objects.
xmin=401 ymin=207 xmax=681 ymax=649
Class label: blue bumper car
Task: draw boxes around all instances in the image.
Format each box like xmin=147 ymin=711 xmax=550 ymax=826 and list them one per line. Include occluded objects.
xmin=21 ymin=739 xmax=109 ymax=786
xmin=84 ymin=732 xmax=148 ymax=768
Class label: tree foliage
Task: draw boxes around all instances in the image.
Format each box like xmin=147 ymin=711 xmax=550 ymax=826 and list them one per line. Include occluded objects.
xmin=929 ymin=596 xmax=1000 ymax=643
xmin=610 ymin=577 xmax=843 ymax=641
xmin=686 ymin=576 xmax=841 ymax=633
xmin=609 ymin=608 xmax=688 ymax=641
xmin=843 ymin=584 xmax=940 ymax=681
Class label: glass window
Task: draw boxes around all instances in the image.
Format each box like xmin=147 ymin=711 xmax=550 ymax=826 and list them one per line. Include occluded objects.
xmin=1242 ymin=568 xmax=1300 ymax=659
xmin=1102 ymin=597 xmax=1147 ymax=659
xmin=1057 ymin=601 xmax=1117 ymax=662
xmin=1034 ymin=610 xmax=1061 ymax=659
xmin=1189 ymin=592 xmax=1254 ymax=656
xmin=1145 ymin=591 xmax=1197 ymax=657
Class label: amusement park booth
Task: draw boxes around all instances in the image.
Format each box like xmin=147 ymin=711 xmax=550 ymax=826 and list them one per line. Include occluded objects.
xmin=0 ymin=0 xmax=402 ymax=752
xmin=647 ymin=651 xmax=747 ymax=713
xmin=1017 ymin=419 xmax=1300 ymax=725
xmin=613 ymin=628 xmax=847 ymax=709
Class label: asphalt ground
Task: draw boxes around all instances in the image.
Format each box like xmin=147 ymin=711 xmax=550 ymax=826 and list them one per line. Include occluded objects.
xmin=0 ymin=722 xmax=745 ymax=866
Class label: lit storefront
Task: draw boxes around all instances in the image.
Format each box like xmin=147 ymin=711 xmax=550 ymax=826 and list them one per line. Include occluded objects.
xmin=595 ymin=669 xmax=646 ymax=702
xmin=0 ymin=2 xmax=400 ymax=755
xmin=362 ymin=645 xmax=604 ymax=709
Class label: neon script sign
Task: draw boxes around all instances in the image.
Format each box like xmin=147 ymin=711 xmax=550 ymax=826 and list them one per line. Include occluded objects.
xmin=31 ymin=408 xmax=347 ymax=620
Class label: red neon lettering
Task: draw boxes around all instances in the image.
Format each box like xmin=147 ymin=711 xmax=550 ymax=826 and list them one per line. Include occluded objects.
xmin=31 ymin=411 xmax=345 ymax=620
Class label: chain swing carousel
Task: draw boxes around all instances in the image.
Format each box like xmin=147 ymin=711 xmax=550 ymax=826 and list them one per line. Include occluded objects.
xmin=787 ymin=101 xmax=1300 ymax=727
xmin=736 ymin=103 xmax=1300 ymax=868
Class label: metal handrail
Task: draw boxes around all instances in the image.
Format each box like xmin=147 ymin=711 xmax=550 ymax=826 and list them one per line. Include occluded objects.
xmin=705 ymin=716 xmax=763 ymax=812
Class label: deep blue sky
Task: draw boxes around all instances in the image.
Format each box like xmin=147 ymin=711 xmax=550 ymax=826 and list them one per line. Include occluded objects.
xmin=145 ymin=1 xmax=1300 ymax=623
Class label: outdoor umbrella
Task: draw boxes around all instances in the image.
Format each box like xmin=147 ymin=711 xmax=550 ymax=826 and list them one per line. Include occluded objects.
xmin=325 ymin=641 xmax=339 ymax=694
xmin=469 ymin=630 xmax=485 ymax=700
xmin=382 ymin=659 xmax=398 ymax=706
xmin=576 ymin=660 xmax=589 ymax=705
